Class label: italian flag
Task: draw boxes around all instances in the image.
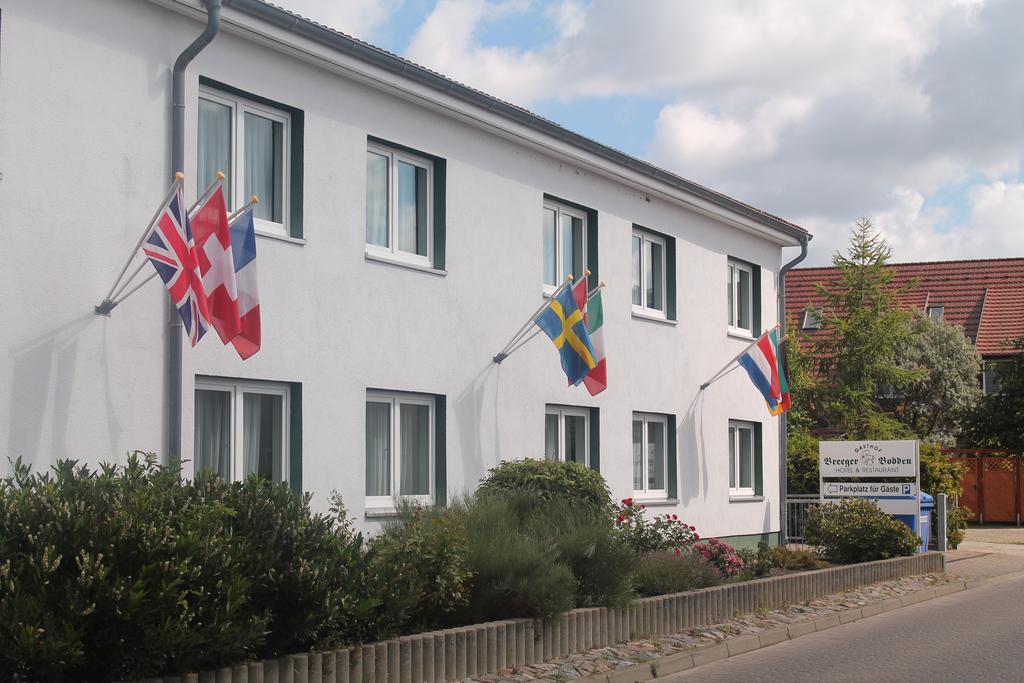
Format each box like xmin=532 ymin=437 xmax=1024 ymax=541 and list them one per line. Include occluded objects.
xmin=573 ymin=277 xmax=607 ymax=396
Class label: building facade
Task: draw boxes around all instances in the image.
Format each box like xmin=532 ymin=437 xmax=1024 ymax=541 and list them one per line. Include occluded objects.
xmin=0 ymin=0 xmax=810 ymax=544
xmin=787 ymin=258 xmax=1024 ymax=394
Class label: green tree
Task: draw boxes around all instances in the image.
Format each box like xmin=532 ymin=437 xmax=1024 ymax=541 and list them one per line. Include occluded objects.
xmin=960 ymin=337 xmax=1024 ymax=451
xmin=882 ymin=314 xmax=982 ymax=442
xmin=810 ymin=220 xmax=923 ymax=438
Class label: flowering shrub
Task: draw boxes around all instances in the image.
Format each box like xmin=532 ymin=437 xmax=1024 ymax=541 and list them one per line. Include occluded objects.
xmin=693 ymin=538 xmax=745 ymax=577
xmin=612 ymin=498 xmax=699 ymax=555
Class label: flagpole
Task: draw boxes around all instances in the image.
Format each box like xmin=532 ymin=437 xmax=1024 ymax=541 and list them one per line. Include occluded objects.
xmin=492 ymin=273 xmax=579 ymax=363
xmin=95 ymin=173 xmax=184 ymax=314
xmin=228 ymin=195 xmax=260 ymax=224
xmin=110 ymin=259 xmax=150 ymax=302
xmin=107 ymin=272 xmax=159 ymax=312
xmin=187 ymin=172 xmax=225 ymax=218
xmin=698 ymin=324 xmax=781 ymax=390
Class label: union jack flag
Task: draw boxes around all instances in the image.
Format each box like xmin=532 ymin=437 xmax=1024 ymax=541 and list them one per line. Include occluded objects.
xmin=142 ymin=185 xmax=211 ymax=346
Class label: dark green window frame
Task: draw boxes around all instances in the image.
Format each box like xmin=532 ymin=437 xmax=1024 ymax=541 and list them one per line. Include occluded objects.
xmin=543 ymin=193 xmax=599 ymax=286
xmin=632 ymin=224 xmax=677 ymax=321
xmin=198 ymin=77 xmax=304 ymax=239
xmin=367 ymin=136 xmax=447 ymax=270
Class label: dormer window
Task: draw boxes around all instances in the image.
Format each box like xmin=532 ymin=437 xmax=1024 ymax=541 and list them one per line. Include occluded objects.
xmin=927 ymin=305 xmax=944 ymax=321
xmin=801 ymin=307 xmax=823 ymax=331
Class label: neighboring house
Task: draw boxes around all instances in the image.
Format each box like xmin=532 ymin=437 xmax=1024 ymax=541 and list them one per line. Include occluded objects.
xmin=786 ymin=258 xmax=1024 ymax=393
xmin=0 ymin=0 xmax=810 ymax=545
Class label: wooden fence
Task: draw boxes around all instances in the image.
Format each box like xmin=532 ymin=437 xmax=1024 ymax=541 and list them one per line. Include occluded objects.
xmin=946 ymin=450 xmax=1023 ymax=525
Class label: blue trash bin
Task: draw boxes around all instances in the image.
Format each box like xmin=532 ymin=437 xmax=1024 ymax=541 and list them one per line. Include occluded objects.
xmin=918 ymin=492 xmax=934 ymax=553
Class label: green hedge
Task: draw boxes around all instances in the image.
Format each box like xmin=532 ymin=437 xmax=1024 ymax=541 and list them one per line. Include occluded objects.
xmin=805 ymin=499 xmax=920 ymax=563
xmin=0 ymin=454 xmax=366 ymax=682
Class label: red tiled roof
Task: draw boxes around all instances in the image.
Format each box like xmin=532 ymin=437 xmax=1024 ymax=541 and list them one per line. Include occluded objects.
xmin=786 ymin=257 xmax=1024 ymax=358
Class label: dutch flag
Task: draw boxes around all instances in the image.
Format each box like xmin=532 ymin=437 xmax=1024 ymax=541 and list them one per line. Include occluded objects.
xmin=737 ymin=329 xmax=790 ymax=415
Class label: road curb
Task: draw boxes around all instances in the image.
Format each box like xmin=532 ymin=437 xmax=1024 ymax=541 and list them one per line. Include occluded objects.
xmin=582 ymin=578 xmax=971 ymax=682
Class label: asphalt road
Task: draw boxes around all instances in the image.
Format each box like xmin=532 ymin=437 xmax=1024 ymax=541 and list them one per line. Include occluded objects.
xmin=664 ymin=571 xmax=1024 ymax=683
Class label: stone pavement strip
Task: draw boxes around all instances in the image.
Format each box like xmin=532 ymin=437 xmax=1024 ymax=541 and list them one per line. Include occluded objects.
xmin=469 ymin=573 xmax=962 ymax=683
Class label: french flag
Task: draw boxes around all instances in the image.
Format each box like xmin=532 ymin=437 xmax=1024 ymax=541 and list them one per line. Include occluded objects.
xmin=228 ymin=208 xmax=261 ymax=359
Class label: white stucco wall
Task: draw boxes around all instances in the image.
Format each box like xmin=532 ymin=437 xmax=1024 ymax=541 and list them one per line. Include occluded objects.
xmin=0 ymin=0 xmax=796 ymax=540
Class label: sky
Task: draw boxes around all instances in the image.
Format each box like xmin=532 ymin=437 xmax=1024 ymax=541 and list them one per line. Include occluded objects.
xmin=275 ymin=0 xmax=1024 ymax=266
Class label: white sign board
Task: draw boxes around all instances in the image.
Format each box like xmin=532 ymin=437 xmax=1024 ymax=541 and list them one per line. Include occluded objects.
xmin=822 ymin=482 xmax=919 ymax=515
xmin=819 ymin=440 xmax=920 ymax=518
xmin=819 ymin=440 xmax=918 ymax=478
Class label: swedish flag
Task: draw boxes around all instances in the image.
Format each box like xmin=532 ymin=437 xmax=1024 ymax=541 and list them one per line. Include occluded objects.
xmin=534 ymin=285 xmax=598 ymax=386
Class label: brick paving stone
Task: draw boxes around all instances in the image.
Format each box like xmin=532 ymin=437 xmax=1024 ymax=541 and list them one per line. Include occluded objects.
xmin=469 ymin=573 xmax=957 ymax=682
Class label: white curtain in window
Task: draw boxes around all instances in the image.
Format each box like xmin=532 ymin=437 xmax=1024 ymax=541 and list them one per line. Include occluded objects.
xmin=632 ymin=420 xmax=644 ymax=490
xmin=631 ymin=236 xmax=642 ymax=306
xmin=400 ymin=403 xmax=430 ymax=496
xmin=242 ymin=393 xmax=262 ymax=478
xmin=366 ymin=402 xmax=391 ymax=496
xmin=544 ymin=414 xmax=559 ymax=460
xmin=245 ymin=112 xmax=282 ymax=223
xmin=648 ymin=421 xmax=665 ymax=491
xmin=195 ymin=389 xmax=231 ymax=479
xmin=565 ymin=415 xmax=586 ymax=465
xmin=366 ymin=152 xmax=389 ymax=247
xmin=198 ymin=98 xmax=232 ymax=203
xmin=397 ymin=161 xmax=428 ymax=256
xmin=543 ymin=208 xmax=558 ymax=286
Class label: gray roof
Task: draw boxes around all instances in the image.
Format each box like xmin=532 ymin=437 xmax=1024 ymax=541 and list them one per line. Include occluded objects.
xmin=230 ymin=0 xmax=810 ymax=243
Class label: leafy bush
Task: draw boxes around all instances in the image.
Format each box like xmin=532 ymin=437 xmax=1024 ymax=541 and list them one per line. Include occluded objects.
xmin=736 ymin=542 xmax=782 ymax=578
xmin=693 ymin=539 xmax=744 ymax=577
xmin=771 ymin=546 xmax=829 ymax=571
xmin=786 ymin=430 xmax=820 ymax=495
xmin=477 ymin=459 xmax=611 ymax=514
xmin=458 ymin=491 xmax=633 ymax=621
xmin=0 ymin=454 xmax=366 ymax=682
xmin=363 ymin=502 xmax=473 ymax=639
xmin=805 ymin=499 xmax=920 ymax=563
xmin=632 ymin=551 xmax=722 ymax=596
xmin=612 ymin=498 xmax=699 ymax=555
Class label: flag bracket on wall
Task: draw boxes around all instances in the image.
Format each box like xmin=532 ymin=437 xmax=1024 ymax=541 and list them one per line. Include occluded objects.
xmin=93 ymin=170 xmax=262 ymax=358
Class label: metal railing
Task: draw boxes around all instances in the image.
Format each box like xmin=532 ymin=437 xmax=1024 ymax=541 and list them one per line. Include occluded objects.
xmin=786 ymin=494 xmax=820 ymax=544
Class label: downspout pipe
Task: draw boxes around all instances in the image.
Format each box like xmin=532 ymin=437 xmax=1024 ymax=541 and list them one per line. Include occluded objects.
xmin=168 ymin=0 xmax=221 ymax=464
xmin=778 ymin=236 xmax=809 ymax=545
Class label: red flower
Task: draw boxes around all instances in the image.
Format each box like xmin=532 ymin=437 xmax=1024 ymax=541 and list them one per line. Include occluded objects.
xmin=640 ymin=504 xmax=646 ymax=510
xmin=623 ymin=498 xmax=634 ymax=507
xmin=674 ymin=548 xmax=681 ymax=556
xmin=694 ymin=533 xmax=700 ymax=540
xmin=617 ymin=514 xmax=626 ymax=523
xmin=671 ymin=514 xmax=678 ymax=520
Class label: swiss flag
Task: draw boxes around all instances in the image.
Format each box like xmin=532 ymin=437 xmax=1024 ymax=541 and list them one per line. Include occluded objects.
xmin=191 ymin=186 xmax=242 ymax=344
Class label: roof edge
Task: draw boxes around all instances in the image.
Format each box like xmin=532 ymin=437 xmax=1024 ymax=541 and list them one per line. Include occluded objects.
xmin=216 ymin=0 xmax=810 ymax=244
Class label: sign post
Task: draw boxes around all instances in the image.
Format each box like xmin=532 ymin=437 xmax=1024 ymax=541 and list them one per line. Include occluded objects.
xmin=819 ymin=439 xmax=920 ymax=519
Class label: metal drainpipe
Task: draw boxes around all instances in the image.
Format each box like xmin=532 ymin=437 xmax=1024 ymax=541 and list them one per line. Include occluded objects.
xmin=778 ymin=236 xmax=809 ymax=545
xmin=168 ymin=0 xmax=221 ymax=465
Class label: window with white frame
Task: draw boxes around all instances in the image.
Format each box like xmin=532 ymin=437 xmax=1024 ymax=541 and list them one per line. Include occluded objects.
xmin=366 ymin=143 xmax=433 ymax=266
xmin=194 ymin=378 xmax=290 ymax=483
xmin=728 ymin=420 xmax=756 ymax=496
xmin=543 ymin=201 xmax=586 ymax=291
xmin=365 ymin=391 xmax=434 ymax=507
xmin=982 ymin=362 xmax=1004 ymax=395
xmin=927 ymin=305 xmax=945 ymax=321
xmin=632 ymin=229 xmax=667 ymax=317
xmin=801 ymin=307 xmax=822 ymax=331
xmin=727 ymin=258 xmax=755 ymax=335
xmin=544 ymin=405 xmax=589 ymax=466
xmin=632 ymin=413 xmax=668 ymax=498
xmin=198 ymin=87 xmax=290 ymax=236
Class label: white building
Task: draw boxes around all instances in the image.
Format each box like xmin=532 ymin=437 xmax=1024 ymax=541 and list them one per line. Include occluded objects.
xmin=0 ymin=0 xmax=810 ymax=546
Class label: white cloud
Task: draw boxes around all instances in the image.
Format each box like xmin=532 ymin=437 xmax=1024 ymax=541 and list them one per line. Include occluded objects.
xmin=274 ymin=0 xmax=403 ymax=41
xmin=395 ymin=0 xmax=1024 ymax=265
